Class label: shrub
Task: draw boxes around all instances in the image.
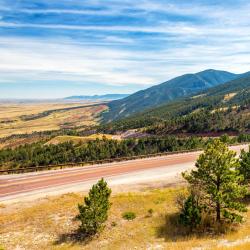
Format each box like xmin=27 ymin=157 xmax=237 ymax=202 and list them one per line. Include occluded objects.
xmin=111 ymin=221 xmax=117 ymax=227
xmin=179 ymin=194 xmax=201 ymax=230
xmin=148 ymin=208 xmax=154 ymax=216
xmin=122 ymin=211 xmax=136 ymax=220
xmin=219 ymin=134 xmax=230 ymax=144
xmin=76 ymin=178 xmax=111 ymax=236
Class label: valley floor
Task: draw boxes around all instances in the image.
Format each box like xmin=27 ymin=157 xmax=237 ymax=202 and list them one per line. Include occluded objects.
xmin=1 ymin=184 xmax=250 ymax=250
xmin=0 ymin=102 xmax=106 ymax=140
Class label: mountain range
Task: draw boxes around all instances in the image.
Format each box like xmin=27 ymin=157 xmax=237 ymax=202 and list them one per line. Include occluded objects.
xmin=64 ymin=94 xmax=129 ymax=101
xmin=100 ymin=71 xmax=250 ymax=134
xmin=103 ymin=69 xmax=250 ymax=122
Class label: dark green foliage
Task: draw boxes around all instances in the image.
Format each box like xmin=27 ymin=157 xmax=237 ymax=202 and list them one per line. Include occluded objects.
xmin=0 ymin=135 xmax=249 ymax=171
xmin=238 ymin=134 xmax=250 ymax=143
xmin=76 ymin=179 xmax=111 ymax=236
xmin=0 ymin=136 xmax=203 ymax=169
xmin=183 ymin=140 xmax=248 ymax=223
xmin=219 ymin=134 xmax=231 ymax=144
xmin=238 ymin=147 xmax=250 ymax=182
xmin=122 ymin=211 xmax=136 ymax=220
xmin=179 ymin=194 xmax=201 ymax=229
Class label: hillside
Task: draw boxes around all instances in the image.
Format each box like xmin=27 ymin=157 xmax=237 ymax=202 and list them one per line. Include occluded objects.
xmin=103 ymin=69 xmax=247 ymax=121
xmin=45 ymin=134 xmax=120 ymax=145
xmin=100 ymin=74 xmax=250 ymax=134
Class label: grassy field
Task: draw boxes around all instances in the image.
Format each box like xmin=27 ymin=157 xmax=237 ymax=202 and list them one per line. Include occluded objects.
xmin=1 ymin=187 xmax=250 ymax=250
xmin=0 ymin=102 xmax=107 ymax=139
xmin=46 ymin=134 xmax=121 ymax=145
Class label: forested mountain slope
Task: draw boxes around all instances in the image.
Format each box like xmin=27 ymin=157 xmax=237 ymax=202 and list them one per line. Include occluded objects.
xmin=100 ymin=74 xmax=250 ymax=134
xmin=103 ymin=69 xmax=248 ymax=121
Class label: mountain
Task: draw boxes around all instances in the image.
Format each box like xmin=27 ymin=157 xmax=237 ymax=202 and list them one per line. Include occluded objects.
xmin=103 ymin=69 xmax=247 ymax=122
xmin=100 ymin=74 xmax=250 ymax=134
xmin=64 ymin=94 xmax=129 ymax=101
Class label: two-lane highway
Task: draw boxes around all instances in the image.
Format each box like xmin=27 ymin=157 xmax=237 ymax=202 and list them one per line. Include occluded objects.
xmin=0 ymin=144 xmax=248 ymax=203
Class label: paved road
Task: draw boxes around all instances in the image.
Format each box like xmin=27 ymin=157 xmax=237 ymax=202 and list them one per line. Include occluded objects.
xmin=0 ymin=144 xmax=248 ymax=203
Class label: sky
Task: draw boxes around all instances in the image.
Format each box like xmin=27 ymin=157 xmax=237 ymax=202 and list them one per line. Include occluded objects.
xmin=0 ymin=0 xmax=250 ymax=99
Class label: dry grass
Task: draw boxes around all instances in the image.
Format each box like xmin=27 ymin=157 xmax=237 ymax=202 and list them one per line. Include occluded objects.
xmin=224 ymin=93 xmax=237 ymax=101
xmin=211 ymin=105 xmax=240 ymax=114
xmin=0 ymin=135 xmax=48 ymax=149
xmin=1 ymin=187 xmax=250 ymax=250
xmin=0 ymin=102 xmax=107 ymax=138
xmin=191 ymin=94 xmax=206 ymax=99
xmin=0 ymin=103 xmax=78 ymax=120
xmin=46 ymin=134 xmax=121 ymax=145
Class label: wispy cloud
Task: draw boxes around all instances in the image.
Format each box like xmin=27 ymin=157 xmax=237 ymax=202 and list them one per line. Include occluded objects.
xmin=0 ymin=21 xmax=201 ymax=35
xmin=0 ymin=7 xmax=122 ymax=16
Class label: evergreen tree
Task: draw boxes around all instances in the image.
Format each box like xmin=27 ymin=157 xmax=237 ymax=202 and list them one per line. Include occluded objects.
xmin=183 ymin=139 xmax=247 ymax=223
xmin=76 ymin=178 xmax=112 ymax=236
xmin=179 ymin=193 xmax=201 ymax=230
xmin=238 ymin=147 xmax=250 ymax=182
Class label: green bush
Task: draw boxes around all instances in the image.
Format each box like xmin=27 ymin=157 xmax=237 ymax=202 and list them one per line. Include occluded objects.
xmin=179 ymin=194 xmax=201 ymax=230
xmin=122 ymin=211 xmax=136 ymax=220
xmin=219 ymin=134 xmax=230 ymax=144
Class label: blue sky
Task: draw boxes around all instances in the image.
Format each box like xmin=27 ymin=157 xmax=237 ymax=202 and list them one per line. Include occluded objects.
xmin=0 ymin=0 xmax=250 ymax=98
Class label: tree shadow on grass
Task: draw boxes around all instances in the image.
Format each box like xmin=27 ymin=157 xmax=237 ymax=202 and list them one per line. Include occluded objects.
xmin=242 ymin=194 xmax=250 ymax=205
xmin=53 ymin=229 xmax=94 ymax=247
xmin=155 ymin=212 xmax=236 ymax=242
xmin=155 ymin=213 xmax=192 ymax=242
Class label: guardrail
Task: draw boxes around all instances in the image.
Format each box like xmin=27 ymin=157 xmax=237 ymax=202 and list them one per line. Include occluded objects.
xmin=0 ymin=148 xmax=202 ymax=175
xmin=0 ymin=143 xmax=248 ymax=175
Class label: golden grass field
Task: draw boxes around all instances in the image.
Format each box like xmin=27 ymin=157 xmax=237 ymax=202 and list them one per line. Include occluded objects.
xmin=0 ymin=102 xmax=107 ymax=138
xmin=46 ymin=134 xmax=121 ymax=145
xmin=1 ymin=187 xmax=250 ymax=250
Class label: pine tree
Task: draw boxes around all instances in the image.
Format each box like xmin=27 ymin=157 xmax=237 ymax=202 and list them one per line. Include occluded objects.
xmin=179 ymin=193 xmax=201 ymax=230
xmin=238 ymin=147 xmax=250 ymax=182
xmin=76 ymin=178 xmax=111 ymax=236
xmin=183 ymin=139 xmax=247 ymax=223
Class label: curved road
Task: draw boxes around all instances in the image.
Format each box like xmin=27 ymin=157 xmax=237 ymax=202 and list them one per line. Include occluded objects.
xmin=0 ymin=144 xmax=248 ymax=203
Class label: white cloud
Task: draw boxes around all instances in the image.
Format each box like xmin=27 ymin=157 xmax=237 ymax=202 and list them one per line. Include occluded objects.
xmin=0 ymin=21 xmax=201 ymax=35
xmin=0 ymin=37 xmax=157 ymax=86
xmin=1 ymin=0 xmax=250 ymax=93
xmin=0 ymin=34 xmax=250 ymax=90
xmin=12 ymin=8 xmax=121 ymax=16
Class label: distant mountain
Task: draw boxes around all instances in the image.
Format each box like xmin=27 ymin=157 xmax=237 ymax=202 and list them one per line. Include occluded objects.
xmin=65 ymin=94 xmax=129 ymax=101
xmin=103 ymin=69 xmax=249 ymax=122
xmin=100 ymin=74 xmax=250 ymax=134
